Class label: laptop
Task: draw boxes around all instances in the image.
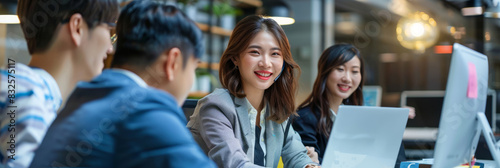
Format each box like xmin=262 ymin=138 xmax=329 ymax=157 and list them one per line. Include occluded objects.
xmin=321 ymin=105 xmax=409 ymax=168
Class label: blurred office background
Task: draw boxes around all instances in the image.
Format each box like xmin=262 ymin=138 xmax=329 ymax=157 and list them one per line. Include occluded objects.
xmin=1 ymin=0 xmax=500 ymax=160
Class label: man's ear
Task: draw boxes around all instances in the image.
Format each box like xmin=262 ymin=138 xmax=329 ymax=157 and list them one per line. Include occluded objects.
xmin=68 ymin=13 xmax=85 ymax=46
xmin=164 ymin=48 xmax=181 ymax=82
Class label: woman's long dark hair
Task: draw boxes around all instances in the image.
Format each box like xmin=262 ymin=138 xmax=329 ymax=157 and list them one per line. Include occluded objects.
xmin=219 ymin=15 xmax=301 ymax=123
xmin=299 ymin=44 xmax=365 ymax=137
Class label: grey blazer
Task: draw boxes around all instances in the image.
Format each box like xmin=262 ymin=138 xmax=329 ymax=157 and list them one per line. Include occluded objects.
xmin=187 ymin=89 xmax=314 ymax=168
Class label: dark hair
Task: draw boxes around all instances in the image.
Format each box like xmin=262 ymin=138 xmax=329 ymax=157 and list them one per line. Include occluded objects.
xmin=111 ymin=0 xmax=203 ymax=69
xmin=17 ymin=0 xmax=119 ymax=54
xmin=219 ymin=15 xmax=301 ymax=123
xmin=299 ymin=44 xmax=365 ymax=137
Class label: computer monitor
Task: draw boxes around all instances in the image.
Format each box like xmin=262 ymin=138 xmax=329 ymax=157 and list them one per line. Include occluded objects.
xmin=401 ymin=90 xmax=445 ymax=129
xmin=432 ymin=43 xmax=493 ymax=168
xmin=400 ymin=90 xmax=496 ymax=132
xmin=363 ymin=86 xmax=382 ymax=106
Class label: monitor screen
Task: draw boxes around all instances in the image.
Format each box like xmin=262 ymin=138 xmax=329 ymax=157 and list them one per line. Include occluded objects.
xmin=363 ymin=86 xmax=382 ymax=106
xmin=401 ymin=90 xmax=496 ymax=131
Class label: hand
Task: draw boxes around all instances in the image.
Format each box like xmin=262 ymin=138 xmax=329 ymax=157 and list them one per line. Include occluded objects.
xmin=305 ymin=146 xmax=319 ymax=163
xmin=403 ymin=106 xmax=416 ymax=119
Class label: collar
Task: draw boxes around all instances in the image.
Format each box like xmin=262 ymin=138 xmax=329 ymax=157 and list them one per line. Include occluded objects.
xmin=244 ymin=97 xmax=267 ymax=114
xmin=109 ymin=68 xmax=148 ymax=88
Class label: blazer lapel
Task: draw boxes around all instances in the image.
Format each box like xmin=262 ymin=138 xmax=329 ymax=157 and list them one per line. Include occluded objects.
xmin=234 ymin=96 xmax=252 ymax=152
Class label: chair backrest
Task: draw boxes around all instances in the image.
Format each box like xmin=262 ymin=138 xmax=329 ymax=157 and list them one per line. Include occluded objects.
xmin=182 ymin=99 xmax=199 ymax=122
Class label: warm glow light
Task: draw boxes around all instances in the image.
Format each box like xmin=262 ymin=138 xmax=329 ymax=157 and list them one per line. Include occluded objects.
xmin=410 ymin=22 xmax=425 ymax=37
xmin=264 ymin=16 xmax=295 ymax=25
xmin=397 ymin=36 xmax=403 ymax=41
xmin=428 ymin=18 xmax=436 ymax=27
xmin=0 ymin=15 xmax=19 ymax=24
xmin=396 ymin=11 xmax=438 ymax=51
xmin=450 ymin=26 xmax=456 ymax=34
xmin=422 ymin=13 xmax=429 ymax=21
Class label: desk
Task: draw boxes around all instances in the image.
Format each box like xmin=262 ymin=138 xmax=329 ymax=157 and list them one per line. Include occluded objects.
xmin=403 ymin=128 xmax=439 ymax=160
xmin=402 ymin=128 xmax=500 ymax=161
xmin=477 ymin=160 xmax=498 ymax=168
xmin=404 ymin=159 xmax=497 ymax=168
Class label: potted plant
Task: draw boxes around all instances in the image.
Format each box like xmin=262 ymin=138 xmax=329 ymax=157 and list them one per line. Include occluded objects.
xmin=203 ymin=0 xmax=242 ymax=30
xmin=194 ymin=68 xmax=219 ymax=93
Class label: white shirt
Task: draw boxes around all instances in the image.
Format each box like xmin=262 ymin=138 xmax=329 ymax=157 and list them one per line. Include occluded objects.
xmin=329 ymin=108 xmax=337 ymax=122
xmin=244 ymin=98 xmax=267 ymax=165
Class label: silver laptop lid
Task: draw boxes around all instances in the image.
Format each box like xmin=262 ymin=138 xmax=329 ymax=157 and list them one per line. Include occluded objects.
xmin=322 ymin=105 xmax=409 ymax=168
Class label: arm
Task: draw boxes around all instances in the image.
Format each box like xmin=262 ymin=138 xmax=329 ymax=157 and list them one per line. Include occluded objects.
xmin=292 ymin=112 xmax=323 ymax=162
xmin=197 ymin=103 xmax=263 ymax=168
xmin=281 ymin=121 xmax=315 ymax=168
xmin=117 ymin=109 xmax=216 ymax=168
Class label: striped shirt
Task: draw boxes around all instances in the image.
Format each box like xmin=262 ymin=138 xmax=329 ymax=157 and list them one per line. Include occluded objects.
xmin=0 ymin=63 xmax=62 ymax=168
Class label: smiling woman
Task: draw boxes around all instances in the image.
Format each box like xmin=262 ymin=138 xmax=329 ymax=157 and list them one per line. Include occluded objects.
xmin=187 ymin=15 xmax=319 ymax=168
xmin=292 ymin=44 xmax=365 ymax=163
xmin=292 ymin=44 xmax=408 ymax=167
xmin=217 ymin=15 xmax=300 ymax=123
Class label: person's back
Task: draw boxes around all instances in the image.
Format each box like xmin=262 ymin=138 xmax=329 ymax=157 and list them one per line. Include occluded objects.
xmin=29 ymin=71 xmax=211 ymax=167
xmin=0 ymin=0 xmax=118 ymax=167
xmin=30 ymin=1 xmax=216 ymax=167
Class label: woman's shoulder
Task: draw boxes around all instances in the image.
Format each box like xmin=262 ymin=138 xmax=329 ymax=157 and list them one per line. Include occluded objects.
xmin=198 ymin=88 xmax=235 ymax=111
xmin=295 ymin=105 xmax=318 ymax=122
xmin=297 ymin=105 xmax=314 ymax=115
xmin=200 ymin=88 xmax=231 ymax=102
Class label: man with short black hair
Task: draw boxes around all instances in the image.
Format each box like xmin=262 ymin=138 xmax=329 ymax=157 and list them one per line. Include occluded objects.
xmin=30 ymin=1 xmax=216 ymax=167
xmin=0 ymin=0 xmax=119 ymax=167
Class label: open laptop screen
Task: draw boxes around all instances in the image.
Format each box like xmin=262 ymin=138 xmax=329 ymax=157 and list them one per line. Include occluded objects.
xmin=322 ymin=106 xmax=409 ymax=168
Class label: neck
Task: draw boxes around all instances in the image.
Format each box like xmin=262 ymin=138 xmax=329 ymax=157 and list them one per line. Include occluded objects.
xmin=328 ymin=96 xmax=343 ymax=114
xmin=29 ymin=51 xmax=77 ymax=105
xmin=244 ymin=87 xmax=265 ymax=112
xmin=123 ymin=65 xmax=162 ymax=88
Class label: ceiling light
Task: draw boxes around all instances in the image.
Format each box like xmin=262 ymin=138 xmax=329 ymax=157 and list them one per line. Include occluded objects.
xmin=258 ymin=0 xmax=294 ymax=25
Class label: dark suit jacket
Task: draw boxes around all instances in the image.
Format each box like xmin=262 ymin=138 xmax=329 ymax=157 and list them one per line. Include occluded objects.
xmin=292 ymin=106 xmax=329 ymax=163
xmin=292 ymin=105 xmax=407 ymax=167
xmin=29 ymin=69 xmax=215 ymax=168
